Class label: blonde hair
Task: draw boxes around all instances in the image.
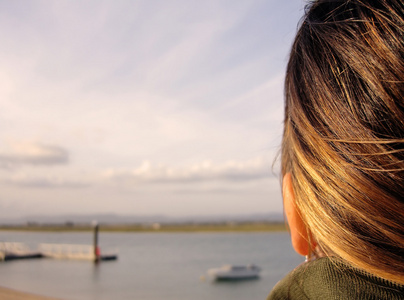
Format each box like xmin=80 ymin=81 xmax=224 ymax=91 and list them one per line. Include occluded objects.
xmin=283 ymin=0 xmax=404 ymax=284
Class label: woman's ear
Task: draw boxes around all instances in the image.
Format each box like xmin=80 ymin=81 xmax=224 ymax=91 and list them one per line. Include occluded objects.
xmin=283 ymin=173 xmax=312 ymax=256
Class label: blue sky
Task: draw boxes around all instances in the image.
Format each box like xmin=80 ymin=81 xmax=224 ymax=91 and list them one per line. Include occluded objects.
xmin=0 ymin=0 xmax=305 ymax=219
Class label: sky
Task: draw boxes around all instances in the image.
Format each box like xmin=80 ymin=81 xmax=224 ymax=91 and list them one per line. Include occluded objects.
xmin=0 ymin=0 xmax=305 ymax=220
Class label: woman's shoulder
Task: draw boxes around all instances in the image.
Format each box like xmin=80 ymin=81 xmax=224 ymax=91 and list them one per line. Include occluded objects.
xmin=267 ymin=257 xmax=404 ymax=300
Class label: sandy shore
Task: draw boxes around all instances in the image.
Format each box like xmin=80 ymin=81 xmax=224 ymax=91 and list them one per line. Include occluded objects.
xmin=0 ymin=286 xmax=64 ymax=300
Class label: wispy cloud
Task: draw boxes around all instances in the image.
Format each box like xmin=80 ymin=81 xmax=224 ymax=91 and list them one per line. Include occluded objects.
xmin=0 ymin=141 xmax=69 ymax=167
xmin=103 ymin=157 xmax=275 ymax=184
xmin=3 ymin=175 xmax=89 ymax=189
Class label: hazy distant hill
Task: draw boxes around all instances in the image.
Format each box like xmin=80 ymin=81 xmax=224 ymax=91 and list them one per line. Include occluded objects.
xmin=1 ymin=212 xmax=284 ymax=225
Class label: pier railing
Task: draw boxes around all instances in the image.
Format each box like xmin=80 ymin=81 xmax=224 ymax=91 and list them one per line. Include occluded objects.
xmin=38 ymin=243 xmax=95 ymax=260
xmin=0 ymin=242 xmax=118 ymax=262
xmin=0 ymin=242 xmax=32 ymax=254
xmin=0 ymin=242 xmax=43 ymax=261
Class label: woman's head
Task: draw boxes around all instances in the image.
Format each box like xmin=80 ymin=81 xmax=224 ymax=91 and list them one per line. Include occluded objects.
xmin=282 ymin=0 xmax=404 ymax=283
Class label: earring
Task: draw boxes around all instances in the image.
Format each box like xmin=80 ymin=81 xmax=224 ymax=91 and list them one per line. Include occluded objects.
xmin=305 ymin=251 xmax=315 ymax=263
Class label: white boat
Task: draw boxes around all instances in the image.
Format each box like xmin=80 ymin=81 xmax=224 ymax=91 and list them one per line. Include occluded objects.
xmin=207 ymin=264 xmax=261 ymax=281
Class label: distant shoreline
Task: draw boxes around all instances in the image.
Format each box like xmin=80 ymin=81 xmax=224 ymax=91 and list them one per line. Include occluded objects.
xmin=0 ymin=222 xmax=287 ymax=233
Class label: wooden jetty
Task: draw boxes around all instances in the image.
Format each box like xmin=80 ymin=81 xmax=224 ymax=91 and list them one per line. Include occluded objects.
xmin=0 ymin=222 xmax=118 ymax=262
xmin=38 ymin=243 xmax=117 ymax=261
xmin=0 ymin=242 xmax=43 ymax=261
xmin=0 ymin=242 xmax=117 ymax=262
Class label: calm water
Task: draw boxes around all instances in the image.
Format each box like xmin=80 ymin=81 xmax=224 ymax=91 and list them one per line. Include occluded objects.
xmin=0 ymin=231 xmax=302 ymax=300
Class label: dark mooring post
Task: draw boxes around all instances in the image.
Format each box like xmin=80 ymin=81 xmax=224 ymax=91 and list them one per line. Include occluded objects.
xmin=93 ymin=221 xmax=100 ymax=263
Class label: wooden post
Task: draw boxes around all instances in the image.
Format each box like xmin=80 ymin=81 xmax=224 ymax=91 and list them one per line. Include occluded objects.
xmin=93 ymin=221 xmax=100 ymax=263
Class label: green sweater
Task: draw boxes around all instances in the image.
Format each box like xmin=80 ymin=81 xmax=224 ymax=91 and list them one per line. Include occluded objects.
xmin=267 ymin=257 xmax=404 ymax=300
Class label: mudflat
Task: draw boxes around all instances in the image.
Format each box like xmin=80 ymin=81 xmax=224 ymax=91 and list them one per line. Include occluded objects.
xmin=0 ymin=286 xmax=64 ymax=300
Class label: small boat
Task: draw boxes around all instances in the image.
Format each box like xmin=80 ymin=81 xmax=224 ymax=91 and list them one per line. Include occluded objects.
xmin=208 ymin=264 xmax=261 ymax=281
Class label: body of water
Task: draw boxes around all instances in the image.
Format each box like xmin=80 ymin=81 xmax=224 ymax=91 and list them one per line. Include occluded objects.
xmin=0 ymin=231 xmax=302 ymax=300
